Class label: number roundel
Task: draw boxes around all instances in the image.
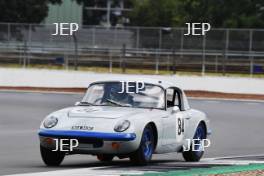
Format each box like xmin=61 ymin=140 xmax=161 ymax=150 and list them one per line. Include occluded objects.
xmin=176 ymin=117 xmax=185 ymax=142
xmin=178 ymin=118 xmax=182 ymax=135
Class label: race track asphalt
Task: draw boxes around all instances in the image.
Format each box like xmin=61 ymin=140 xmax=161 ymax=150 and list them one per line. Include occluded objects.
xmin=0 ymin=91 xmax=264 ymax=175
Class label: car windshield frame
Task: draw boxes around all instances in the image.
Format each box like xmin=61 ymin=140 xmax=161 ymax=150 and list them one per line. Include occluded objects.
xmin=81 ymin=81 xmax=166 ymax=110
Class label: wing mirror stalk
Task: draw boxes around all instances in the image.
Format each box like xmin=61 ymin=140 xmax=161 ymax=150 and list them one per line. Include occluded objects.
xmin=172 ymin=106 xmax=180 ymax=113
xmin=75 ymin=102 xmax=81 ymax=106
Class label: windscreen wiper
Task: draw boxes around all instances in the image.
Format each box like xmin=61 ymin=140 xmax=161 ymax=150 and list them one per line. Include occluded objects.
xmin=79 ymin=102 xmax=94 ymax=106
xmin=106 ymin=99 xmax=131 ymax=107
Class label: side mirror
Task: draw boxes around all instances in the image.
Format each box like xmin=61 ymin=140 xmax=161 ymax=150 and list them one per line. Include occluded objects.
xmin=172 ymin=106 xmax=180 ymax=113
xmin=75 ymin=102 xmax=81 ymax=106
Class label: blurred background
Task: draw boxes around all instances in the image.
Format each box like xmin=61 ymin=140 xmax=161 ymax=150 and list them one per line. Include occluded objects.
xmin=0 ymin=0 xmax=264 ymax=76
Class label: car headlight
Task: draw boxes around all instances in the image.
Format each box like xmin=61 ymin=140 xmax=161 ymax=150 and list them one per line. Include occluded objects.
xmin=114 ymin=120 xmax=130 ymax=132
xmin=43 ymin=116 xmax=58 ymax=128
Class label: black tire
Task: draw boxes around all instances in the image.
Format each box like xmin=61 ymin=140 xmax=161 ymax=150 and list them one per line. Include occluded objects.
xmin=97 ymin=154 xmax=114 ymax=162
xmin=129 ymin=125 xmax=154 ymax=165
xmin=182 ymin=123 xmax=206 ymax=162
xmin=40 ymin=145 xmax=65 ymax=166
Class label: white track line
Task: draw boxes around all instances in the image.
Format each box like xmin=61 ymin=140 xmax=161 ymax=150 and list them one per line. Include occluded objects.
xmin=205 ymin=154 xmax=264 ymax=160
xmin=3 ymin=167 xmax=148 ymax=176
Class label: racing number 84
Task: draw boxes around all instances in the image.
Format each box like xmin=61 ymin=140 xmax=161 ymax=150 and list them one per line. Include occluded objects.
xmin=177 ymin=118 xmax=184 ymax=135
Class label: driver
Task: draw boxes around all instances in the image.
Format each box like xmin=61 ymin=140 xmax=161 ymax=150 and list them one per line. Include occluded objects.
xmin=109 ymin=86 xmax=133 ymax=106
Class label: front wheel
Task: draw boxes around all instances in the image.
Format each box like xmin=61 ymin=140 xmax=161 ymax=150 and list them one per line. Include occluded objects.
xmin=40 ymin=145 xmax=65 ymax=166
xmin=130 ymin=125 xmax=154 ymax=165
xmin=182 ymin=123 xmax=206 ymax=162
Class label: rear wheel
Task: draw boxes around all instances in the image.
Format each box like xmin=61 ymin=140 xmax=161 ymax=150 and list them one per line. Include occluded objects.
xmin=130 ymin=125 xmax=154 ymax=165
xmin=40 ymin=145 xmax=65 ymax=166
xmin=182 ymin=123 xmax=206 ymax=162
xmin=97 ymin=154 xmax=114 ymax=162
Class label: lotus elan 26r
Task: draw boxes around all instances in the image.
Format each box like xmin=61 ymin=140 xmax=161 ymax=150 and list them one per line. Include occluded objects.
xmin=38 ymin=79 xmax=211 ymax=166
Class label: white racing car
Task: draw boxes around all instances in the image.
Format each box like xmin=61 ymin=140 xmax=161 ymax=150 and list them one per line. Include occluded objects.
xmin=39 ymin=78 xmax=211 ymax=166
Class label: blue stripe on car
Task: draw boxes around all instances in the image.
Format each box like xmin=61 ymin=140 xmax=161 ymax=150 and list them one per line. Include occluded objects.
xmin=38 ymin=130 xmax=136 ymax=141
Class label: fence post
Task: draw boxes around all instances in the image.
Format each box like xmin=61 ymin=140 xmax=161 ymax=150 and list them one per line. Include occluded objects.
xmin=23 ymin=40 xmax=27 ymax=68
xmin=92 ymin=27 xmax=96 ymax=48
xmin=222 ymin=51 xmax=225 ymax=75
xmin=180 ymin=28 xmax=184 ymax=59
xmin=250 ymin=55 xmax=254 ymax=77
xmin=174 ymin=28 xmax=184 ymax=74
xmin=155 ymin=49 xmax=159 ymax=74
xmin=28 ymin=24 xmax=32 ymax=67
xmin=159 ymin=28 xmax=162 ymax=50
xmin=109 ymin=51 xmax=112 ymax=73
xmin=64 ymin=50 xmax=69 ymax=70
xmin=172 ymin=49 xmax=176 ymax=74
xmin=223 ymin=29 xmax=229 ymax=75
xmin=249 ymin=29 xmax=253 ymax=77
xmin=136 ymin=27 xmax=140 ymax=49
xmin=7 ymin=23 xmax=10 ymax=43
xmin=28 ymin=24 xmax=32 ymax=45
xmin=201 ymin=33 xmax=206 ymax=76
xmin=73 ymin=32 xmax=78 ymax=70
xmin=167 ymin=54 xmax=170 ymax=72
xmin=215 ymin=55 xmax=218 ymax=73
xmin=121 ymin=44 xmax=126 ymax=73
xmin=114 ymin=26 xmax=117 ymax=46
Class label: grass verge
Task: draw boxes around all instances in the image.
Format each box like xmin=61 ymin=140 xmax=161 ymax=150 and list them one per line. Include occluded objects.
xmin=127 ymin=164 xmax=264 ymax=176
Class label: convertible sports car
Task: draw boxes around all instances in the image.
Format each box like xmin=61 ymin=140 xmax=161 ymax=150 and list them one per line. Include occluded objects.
xmin=38 ymin=78 xmax=211 ymax=166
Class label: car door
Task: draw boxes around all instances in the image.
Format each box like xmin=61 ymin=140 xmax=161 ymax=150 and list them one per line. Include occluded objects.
xmin=162 ymin=88 xmax=190 ymax=148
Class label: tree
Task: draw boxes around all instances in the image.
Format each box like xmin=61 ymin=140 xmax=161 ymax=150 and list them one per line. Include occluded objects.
xmin=0 ymin=0 xmax=62 ymax=23
xmin=129 ymin=0 xmax=180 ymax=27
xmin=176 ymin=0 xmax=264 ymax=28
xmin=75 ymin=0 xmax=106 ymax=25
xmin=129 ymin=0 xmax=264 ymax=28
xmin=0 ymin=0 xmax=63 ymax=40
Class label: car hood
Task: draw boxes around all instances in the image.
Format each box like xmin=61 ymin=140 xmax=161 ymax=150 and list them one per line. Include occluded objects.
xmin=67 ymin=106 xmax=147 ymax=119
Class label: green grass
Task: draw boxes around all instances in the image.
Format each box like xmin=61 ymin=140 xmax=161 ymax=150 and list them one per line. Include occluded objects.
xmin=125 ymin=164 xmax=264 ymax=176
xmin=1 ymin=63 xmax=264 ymax=78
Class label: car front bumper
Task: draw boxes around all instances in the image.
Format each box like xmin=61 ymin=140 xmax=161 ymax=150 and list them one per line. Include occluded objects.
xmin=39 ymin=129 xmax=138 ymax=154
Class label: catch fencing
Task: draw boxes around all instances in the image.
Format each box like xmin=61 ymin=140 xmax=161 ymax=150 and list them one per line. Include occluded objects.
xmin=0 ymin=23 xmax=264 ymax=75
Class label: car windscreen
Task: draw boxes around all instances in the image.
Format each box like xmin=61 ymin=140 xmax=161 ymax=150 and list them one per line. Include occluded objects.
xmin=81 ymin=82 xmax=165 ymax=109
